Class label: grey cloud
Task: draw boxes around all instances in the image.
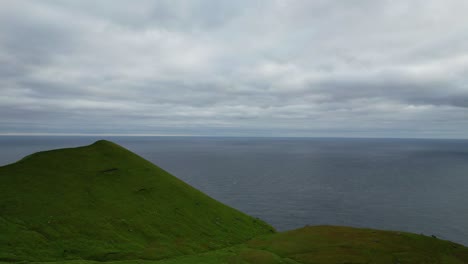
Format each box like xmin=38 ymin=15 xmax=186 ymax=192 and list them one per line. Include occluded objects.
xmin=0 ymin=0 xmax=467 ymax=138
xmin=312 ymin=77 xmax=468 ymax=108
xmin=0 ymin=4 xmax=76 ymax=64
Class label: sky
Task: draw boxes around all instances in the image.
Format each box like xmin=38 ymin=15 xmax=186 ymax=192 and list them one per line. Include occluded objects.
xmin=1 ymin=1 xmax=467 ymax=138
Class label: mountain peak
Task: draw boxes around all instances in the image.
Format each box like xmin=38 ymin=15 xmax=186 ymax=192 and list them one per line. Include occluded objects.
xmin=90 ymin=139 xmax=121 ymax=149
xmin=0 ymin=141 xmax=273 ymax=262
xmin=92 ymin=139 xmax=113 ymax=145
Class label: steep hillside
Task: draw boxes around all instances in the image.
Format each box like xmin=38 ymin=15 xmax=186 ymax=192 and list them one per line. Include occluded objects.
xmin=0 ymin=140 xmax=274 ymax=262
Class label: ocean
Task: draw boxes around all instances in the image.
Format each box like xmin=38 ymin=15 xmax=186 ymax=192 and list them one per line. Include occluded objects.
xmin=1 ymin=136 xmax=467 ymax=245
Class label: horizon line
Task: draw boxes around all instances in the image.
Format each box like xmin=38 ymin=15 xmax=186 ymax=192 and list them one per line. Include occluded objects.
xmin=0 ymin=133 xmax=467 ymax=140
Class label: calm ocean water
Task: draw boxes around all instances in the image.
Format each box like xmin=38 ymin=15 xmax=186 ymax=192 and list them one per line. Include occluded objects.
xmin=1 ymin=136 xmax=467 ymax=245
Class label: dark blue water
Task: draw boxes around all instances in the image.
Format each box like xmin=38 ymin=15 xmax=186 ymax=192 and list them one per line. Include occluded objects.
xmin=1 ymin=136 xmax=467 ymax=245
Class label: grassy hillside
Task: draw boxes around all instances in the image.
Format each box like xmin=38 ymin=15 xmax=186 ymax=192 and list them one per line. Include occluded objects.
xmin=1 ymin=140 xmax=468 ymax=264
xmin=148 ymin=226 xmax=468 ymax=263
xmin=10 ymin=226 xmax=468 ymax=264
xmin=0 ymin=140 xmax=274 ymax=262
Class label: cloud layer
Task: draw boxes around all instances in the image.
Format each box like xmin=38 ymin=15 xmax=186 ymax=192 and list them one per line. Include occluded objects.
xmin=1 ymin=0 xmax=467 ymax=138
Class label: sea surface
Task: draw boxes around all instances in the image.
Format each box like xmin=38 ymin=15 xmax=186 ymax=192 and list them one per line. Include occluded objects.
xmin=1 ymin=136 xmax=467 ymax=245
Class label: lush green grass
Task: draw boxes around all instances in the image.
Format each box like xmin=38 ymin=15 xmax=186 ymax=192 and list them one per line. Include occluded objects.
xmin=0 ymin=140 xmax=274 ymax=262
xmin=126 ymin=226 xmax=468 ymax=264
xmin=1 ymin=140 xmax=468 ymax=263
xmin=242 ymin=225 xmax=468 ymax=264
xmin=15 ymin=226 xmax=468 ymax=263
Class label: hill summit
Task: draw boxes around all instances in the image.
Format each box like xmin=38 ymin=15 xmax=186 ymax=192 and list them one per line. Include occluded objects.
xmin=0 ymin=140 xmax=273 ymax=262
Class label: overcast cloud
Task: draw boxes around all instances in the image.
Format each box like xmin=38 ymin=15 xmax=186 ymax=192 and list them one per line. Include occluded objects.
xmin=1 ymin=0 xmax=467 ymax=138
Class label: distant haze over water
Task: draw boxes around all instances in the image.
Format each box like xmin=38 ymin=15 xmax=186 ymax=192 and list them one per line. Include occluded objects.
xmin=1 ymin=136 xmax=468 ymax=246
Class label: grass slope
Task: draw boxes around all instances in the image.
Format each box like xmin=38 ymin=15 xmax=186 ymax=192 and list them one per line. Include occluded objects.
xmin=0 ymin=140 xmax=274 ymax=262
xmin=1 ymin=140 xmax=467 ymax=264
xmin=12 ymin=226 xmax=468 ymax=264
xmin=127 ymin=226 xmax=468 ymax=263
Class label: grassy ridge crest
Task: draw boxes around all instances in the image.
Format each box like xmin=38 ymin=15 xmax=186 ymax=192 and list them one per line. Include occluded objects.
xmin=0 ymin=140 xmax=274 ymax=262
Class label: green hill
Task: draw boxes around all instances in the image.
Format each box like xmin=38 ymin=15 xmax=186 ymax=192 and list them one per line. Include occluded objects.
xmin=0 ymin=140 xmax=273 ymax=262
xmin=1 ymin=140 xmax=468 ymax=264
